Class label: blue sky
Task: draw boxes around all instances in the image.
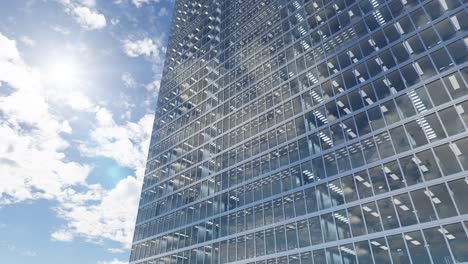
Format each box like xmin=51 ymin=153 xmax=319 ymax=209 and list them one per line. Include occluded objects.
xmin=0 ymin=1 xmax=173 ymax=263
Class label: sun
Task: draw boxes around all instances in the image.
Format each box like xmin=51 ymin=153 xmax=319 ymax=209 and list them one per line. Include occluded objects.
xmin=43 ymin=58 xmax=82 ymax=88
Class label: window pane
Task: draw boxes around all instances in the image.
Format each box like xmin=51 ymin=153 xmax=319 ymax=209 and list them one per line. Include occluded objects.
xmin=377 ymin=198 xmax=400 ymax=230
xmin=321 ymin=213 xmax=338 ymax=242
xmin=340 ymin=243 xmax=357 ymax=264
xmin=355 ymin=241 xmax=374 ymax=264
xmin=433 ymin=143 xmax=462 ymax=176
xmin=447 ymin=177 xmax=468 ymax=214
xmin=362 ymin=202 xmax=383 ymax=234
xmin=438 ymin=106 xmax=465 ymax=136
xmin=404 ymin=230 xmax=432 ymax=264
xmin=399 ymin=155 xmax=423 ymax=186
xmin=393 ymin=193 xmax=418 ymax=227
xmin=444 ymin=223 xmax=468 ymax=263
xmin=411 ymin=189 xmax=437 ymax=223
xmin=297 ymin=220 xmax=310 ymax=248
xmin=334 ymin=209 xmax=351 ymax=240
xmin=387 ymin=234 xmax=411 ymax=264
xmin=423 ymin=227 xmax=453 ymax=264
xmin=309 ymin=216 xmax=323 ymax=245
xmin=347 ymin=205 xmax=366 ymax=237
xmin=415 ymin=149 xmax=442 ymax=181
xmin=370 ymin=238 xmax=392 ymax=264
xmin=428 ymin=184 xmax=458 ymax=219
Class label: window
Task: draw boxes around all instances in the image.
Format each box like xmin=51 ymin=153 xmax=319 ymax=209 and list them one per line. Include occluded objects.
xmin=362 ymin=202 xmax=383 ymax=233
xmin=448 ymin=177 xmax=468 ymax=214
xmin=444 ymin=223 xmax=468 ymax=263
xmin=423 ymin=227 xmax=453 ymax=264
xmin=404 ymin=230 xmax=432 ymax=264
xmin=377 ymin=198 xmax=400 ymax=230
xmin=427 ymin=184 xmax=458 ymax=219
xmin=411 ymin=189 xmax=437 ymax=223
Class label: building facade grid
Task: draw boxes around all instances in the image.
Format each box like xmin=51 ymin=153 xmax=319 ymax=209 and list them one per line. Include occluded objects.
xmin=131 ymin=0 xmax=468 ymax=263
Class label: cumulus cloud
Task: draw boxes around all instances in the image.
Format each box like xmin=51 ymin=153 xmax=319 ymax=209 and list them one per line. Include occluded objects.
xmin=73 ymin=6 xmax=106 ymax=30
xmin=122 ymin=38 xmax=161 ymax=59
xmin=0 ymin=32 xmax=92 ymax=204
xmin=0 ymin=33 xmax=152 ymax=249
xmin=79 ymin=107 xmax=153 ymax=176
xmin=53 ymin=176 xmax=141 ymax=246
xmin=57 ymin=0 xmax=106 ymax=30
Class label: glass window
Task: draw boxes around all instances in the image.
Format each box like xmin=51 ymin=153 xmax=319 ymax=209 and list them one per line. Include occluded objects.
xmin=355 ymin=240 xmax=374 ymax=264
xmin=393 ymin=193 xmax=418 ymax=227
xmin=433 ymin=143 xmax=462 ymax=176
xmin=389 ymin=126 xmax=411 ymax=153
xmin=383 ymin=161 xmax=406 ymax=190
xmin=423 ymin=226 xmax=453 ymax=264
xmin=404 ymin=230 xmax=432 ymax=264
xmin=447 ymin=39 xmax=468 ymax=65
xmin=399 ymin=155 xmax=424 ymax=186
xmin=411 ymin=189 xmax=437 ymax=223
xmin=405 ymin=120 xmax=428 ymax=148
xmin=444 ymin=223 xmax=468 ymax=263
xmin=326 ymin=246 xmax=342 ymax=264
xmin=387 ymin=234 xmax=412 ymax=264
xmin=362 ymin=202 xmax=383 ymax=234
xmin=444 ymin=72 xmax=468 ymax=99
xmin=427 ymin=184 xmax=458 ymax=219
xmin=316 ymin=183 xmax=332 ymax=210
xmin=321 ymin=213 xmax=338 ymax=242
xmin=255 ymin=231 xmax=265 ymax=257
xmin=286 ymin=223 xmax=298 ymax=250
xmin=377 ymin=198 xmax=400 ymax=230
xmin=426 ymin=79 xmax=450 ymax=106
xmin=354 ymin=171 xmax=374 ymax=199
xmin=265 ymin=228 xmax=276 ymax=254
xmin=370 ymin=238 xmax=392 ymax=264
xmin=304 ymin=186 xmax=318 ymax=214
xmin=438 ymin=106 xmax=465 ymax=136
xmin=448 ymin=177 xmax=468 ymax=214
xmin=348 ymin=205 xmax=366 ymax=237
xmin=334 ymin=209 xmax=351 ymax=240
xmin=369 ymin=166 xmax=389 ymax=195
xmin=415 ymin=149 xmax=442 ymax=181
xmin=297 ymin=220 xmax=310 ymax=248
xmin=341 ymin=174 xmax=358 ymax=203
xmin=340 ymin=243 xmax=357 ymax=264
xmin=313 ymin=249 xmax=327 ymax=264
xmin=308 ymin=216 xmax=323 ymax=245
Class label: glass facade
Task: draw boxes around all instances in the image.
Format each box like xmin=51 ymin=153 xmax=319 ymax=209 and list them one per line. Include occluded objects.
xmin=130 ymin=0 xmax=468 ymax=263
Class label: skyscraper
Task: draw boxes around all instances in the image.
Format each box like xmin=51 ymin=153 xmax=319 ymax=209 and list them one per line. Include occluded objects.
xmin=130 ymin=0 xmax=468 ymax=263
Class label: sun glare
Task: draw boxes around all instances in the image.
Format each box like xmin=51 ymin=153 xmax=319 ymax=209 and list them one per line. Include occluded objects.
xmin=43 ymin=58 xmax=82 ymax=88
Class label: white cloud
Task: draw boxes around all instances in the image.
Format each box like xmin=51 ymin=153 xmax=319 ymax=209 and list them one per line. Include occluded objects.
xmin=122 ymin=38 xmax=161 ymax=59
xmin=131 ymin=0 xmax=160 ymax=8
xmin=121 ymin=72 xmax=138 ymax=89
xmin=158 ymin=7 xmax=169 ymax=16
xmin=0 ymin=33 xmax=152 ymax=249
xmin=54 ymin=176 xmax=142 ymax=247
xmin=51 ymin=230 xmax=74 ymax=242
xmin=73 ymin=6 xmax=106 ymax=30
xmin=98 ymin=259 xmax=128 ymax=264
xmin=0 ymin=32 xmax=92 ymax=204
xmin=79 ymin=107 xmax=153 ymax=175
